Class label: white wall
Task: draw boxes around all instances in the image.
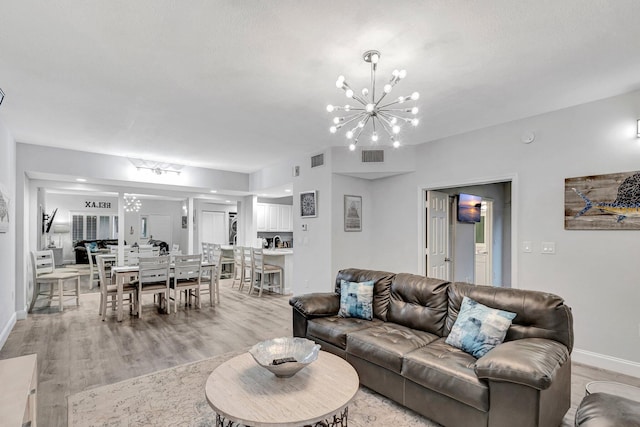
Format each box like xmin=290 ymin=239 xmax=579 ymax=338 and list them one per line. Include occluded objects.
xmin=0 ymin=117 xmax=16 ymax=349
xmin=367 ymin=89 xmax=640 ymax=374
xmin=331 ymin=174 xmax=375 ymax=275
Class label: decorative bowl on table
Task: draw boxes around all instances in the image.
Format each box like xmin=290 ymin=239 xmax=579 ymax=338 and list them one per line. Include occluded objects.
xmin=249 ymin=337 xmax=321 ymax=378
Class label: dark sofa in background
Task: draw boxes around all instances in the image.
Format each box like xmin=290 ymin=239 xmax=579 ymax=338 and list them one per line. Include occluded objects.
xmin=73 ymin=239 xmax=120 ymax=263
xmin=290 ymin=268 xmax=574 ymax=427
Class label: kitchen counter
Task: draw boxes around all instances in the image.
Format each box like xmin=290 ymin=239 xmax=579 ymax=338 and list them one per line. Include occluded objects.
xmin=262 ymin=249 xmax=293 ymax=294
xmin=263 ymin=248 xmax=293 ymax=256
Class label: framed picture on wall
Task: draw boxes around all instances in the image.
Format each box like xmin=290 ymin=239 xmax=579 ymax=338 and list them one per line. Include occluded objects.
xmin=181 ymin=215 xmax=188 ymax=229
xmin=300 ymin=190 xmax=317 ymax=218
xmin=0 ymin=183 xmax=9 ymax=233
xmin=344 ymin=195 xmax=362 ymax=231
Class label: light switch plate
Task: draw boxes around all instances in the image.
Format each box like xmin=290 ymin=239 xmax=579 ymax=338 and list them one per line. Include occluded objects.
xmin=523 ymin=241 xmax=533 ymax=253
xmin=541 ymin=242 xmax=556 ymax=254
xmin=301 ymin=223 xmax=307 ymax=231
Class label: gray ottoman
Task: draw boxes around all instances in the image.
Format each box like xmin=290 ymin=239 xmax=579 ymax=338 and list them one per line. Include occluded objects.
xmin=575 ymin=392 xmax=640 ymax=427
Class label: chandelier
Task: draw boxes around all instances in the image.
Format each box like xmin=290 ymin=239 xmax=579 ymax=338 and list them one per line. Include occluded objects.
xmin=327 ymin=50 xmax=420 ymax=151
xmin=124 ymin=194 xmax=141 ymax=212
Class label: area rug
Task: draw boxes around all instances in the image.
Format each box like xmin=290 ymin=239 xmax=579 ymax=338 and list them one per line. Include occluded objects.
xmin=68 ymin=351 xmax=440 ymax=427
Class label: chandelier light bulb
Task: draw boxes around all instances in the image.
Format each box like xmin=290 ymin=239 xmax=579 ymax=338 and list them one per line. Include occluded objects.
xmin=392 ymin=69 xmax=399 ymax=77
xmin=393 ymin=140 xmax=401 ymax=148
xmin=411 ymin=118 xmax=420 ymax=126
xmin=330 ymin=126 xmax=337 ymax=133
xmin=358 ymin=121 xmax=365 ymax=128
xmin=333 ymin=117 xmax=340 ymax=124
xmin=411 ymin=92 xmax=420 ymax=100
xmin=349 ymin=143 xmax=356 ymax=151
xmin=411 ymin=107 xmax=419 ymax=115
xmin=346 ymin=131 xmax=354 ymax=139
xmin=371 ymin=53 xmax=379 ymax=63
xmin=384 ymin=84 xmax=392 ymax=93
xmin=344 ymin=105 xmax=351 ymax=111
xmin=390 ymin=117 xmax=398 ymax=125
xmin=399 ymin=69 xmax=407 ymax=79
xmin=365 ymin=103 xmax=374 ymax=113
xmin=345 ymin=89 xmax=354 ymax=98
xmin=362 ymin=88 xmax=369 ymax=96
xmin=398 ymin=96 xmax=405 ymax=103
xmin=371 ymin=132 xmax=379 ymax=142
xmin=326 ymin=104 xmax=334 ymax=112
xmin=336 ymin=75 xmax=345 ymax=88
xmin=392 ymin=125 xmax=401 ymax=134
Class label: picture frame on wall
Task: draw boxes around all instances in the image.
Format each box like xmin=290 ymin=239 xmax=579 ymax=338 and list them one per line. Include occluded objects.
xmin=0 ymin=184 xmax=10 ymax=233
xmin=344 ymin=195 xmax=362 ymax=232
xmin=181 ymin=215 xmax=188 ymax=229
xmin=300 ymin=190 xmax=318 ymax=218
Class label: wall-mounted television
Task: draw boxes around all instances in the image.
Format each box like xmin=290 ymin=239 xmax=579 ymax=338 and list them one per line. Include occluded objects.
xmin=457 ymin=193 xmax=482 ymax=223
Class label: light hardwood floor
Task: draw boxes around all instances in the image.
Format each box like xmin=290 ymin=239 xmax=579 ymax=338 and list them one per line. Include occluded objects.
xmin=1 ymin=277 xmax=639 ymax=426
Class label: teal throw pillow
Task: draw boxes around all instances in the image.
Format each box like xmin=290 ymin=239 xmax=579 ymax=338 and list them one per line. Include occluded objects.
xmin=338 ymin=280 xmax=374 ymax=321
xmin=89 ymin=242 xmax=98 ymax=252
xmin=445 ymin=296 xmax=516 ymax=358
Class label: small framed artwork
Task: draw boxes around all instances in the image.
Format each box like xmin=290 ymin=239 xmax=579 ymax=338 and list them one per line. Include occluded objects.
xmin=344 ymin=195 xmax=362 ymax=232
xmin=300 ymin=190 xmax=318 ymax=218
xmin=181 ymin=215 xmax=188 ymax=229
xmin=0 ymin=184 xmax=10 ymax=233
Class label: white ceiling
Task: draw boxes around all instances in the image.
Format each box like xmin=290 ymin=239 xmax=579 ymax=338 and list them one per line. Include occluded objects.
xmin=2 ymin=1 xmax=640 ymax=174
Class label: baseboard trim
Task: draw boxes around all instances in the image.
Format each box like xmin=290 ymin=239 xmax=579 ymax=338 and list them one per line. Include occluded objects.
xmin=0 ymin=312 xmax=17 ymax=351
xmin=573 ymin=348 xmax=640 ymax=378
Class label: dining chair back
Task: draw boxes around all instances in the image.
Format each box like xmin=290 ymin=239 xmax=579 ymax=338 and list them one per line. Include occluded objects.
xmin=240 ymin=247 xmax=254 ymax=292
xmin=250 ymin=248 xmax=283 ymax=297
xmin=136 ymin=255 xmax=171 ymax=318
xmin=171 ymin=254 xmax=203 ymax=312
xmin=84 ymin=243 xmax=100 ymax=289
xmin=231 ymin=246 xmax=243 ymax=288
xmin=33 ymin=250 xmax=55 ymax=275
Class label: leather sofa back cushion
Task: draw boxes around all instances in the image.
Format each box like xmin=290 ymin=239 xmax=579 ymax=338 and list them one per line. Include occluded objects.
xmin=387 ymin=273 xmax=450 ymax=336
xmin=335 ymin=269 xmax=395 ymax=321
xmin=445 ymin=282 xmax=574 ymax=351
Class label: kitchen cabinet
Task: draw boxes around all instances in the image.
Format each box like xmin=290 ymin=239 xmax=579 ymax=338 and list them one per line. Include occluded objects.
xmin=257 ymin=203 xmax=293 ymax=232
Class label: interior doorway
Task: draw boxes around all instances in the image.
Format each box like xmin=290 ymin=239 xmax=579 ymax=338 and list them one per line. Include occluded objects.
xmin=424 ymin=181 xmax=512 ymax=287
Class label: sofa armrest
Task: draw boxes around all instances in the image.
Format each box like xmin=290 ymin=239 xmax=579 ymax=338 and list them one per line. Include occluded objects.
xmin=474 ymin=338 xmax=569 ymax=390
xmin=289 ymin=293 xmax=340 ymax=317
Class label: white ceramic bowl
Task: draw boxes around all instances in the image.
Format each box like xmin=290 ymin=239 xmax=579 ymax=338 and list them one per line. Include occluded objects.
xmin=249 ymin=337 xmax=320 ymax=378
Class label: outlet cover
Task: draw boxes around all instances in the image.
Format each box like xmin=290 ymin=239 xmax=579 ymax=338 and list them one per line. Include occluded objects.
xmin=541 ymin=242 xmax=556 ymax=254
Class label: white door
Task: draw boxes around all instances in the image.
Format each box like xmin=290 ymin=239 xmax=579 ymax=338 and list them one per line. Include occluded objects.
xmin=475 ymin=200 xmax=493 ymax=285
xmin=426 ymin=191 xmax=450 ymax=280
xmin=201 ymin=211 xmax=226 ymax=244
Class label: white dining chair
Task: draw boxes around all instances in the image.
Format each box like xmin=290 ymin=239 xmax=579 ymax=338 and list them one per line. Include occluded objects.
xmin=97 ymin=254 xmax=137 ymax=320
xmin=84 ymin=243 xmax=100 ymax=289
xmin=250 ymin=248 xmax=282 ymax=297
xmin=171 ymin=254 xmax=203 ymax=313
xmin=136 ymin=255 xmax=171 ymax=318
xmin=231 ymin=246 xmax=243 ymax=288
xmin=30 ymin=250 xmax=80 ymax=312
xmin=239 ymin=247 xmax=253 ymax=293
xmin=200 ymin=247 xmax=222 ymax=305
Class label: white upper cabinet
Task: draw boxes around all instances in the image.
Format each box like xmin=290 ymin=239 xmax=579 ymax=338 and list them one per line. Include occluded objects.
xmin=257 ymin=203 xmax=293 ymax=232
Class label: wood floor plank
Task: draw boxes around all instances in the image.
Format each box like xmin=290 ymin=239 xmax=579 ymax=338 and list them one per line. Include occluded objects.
xmin=1 ymin=278 xmax=639 ymax=426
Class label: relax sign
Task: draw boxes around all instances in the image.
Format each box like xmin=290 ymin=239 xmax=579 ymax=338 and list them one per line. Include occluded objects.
xmin=85 ymin=201 xmax=112 ymax=209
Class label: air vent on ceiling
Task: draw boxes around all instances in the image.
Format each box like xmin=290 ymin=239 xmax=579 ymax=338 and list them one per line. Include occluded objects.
xmin=361 ymin=149 xmax=384 ymax=163
xmin=311 ymin=153 xmax=324 ymax=168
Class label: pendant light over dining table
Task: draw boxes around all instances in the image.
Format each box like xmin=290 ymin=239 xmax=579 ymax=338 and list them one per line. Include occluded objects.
xmin=327 ymin=50 xmax=420 ymax=151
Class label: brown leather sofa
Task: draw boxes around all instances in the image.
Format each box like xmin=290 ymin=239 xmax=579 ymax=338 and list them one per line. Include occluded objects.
xmin=289 ymin=268 xmax=574 ymax=427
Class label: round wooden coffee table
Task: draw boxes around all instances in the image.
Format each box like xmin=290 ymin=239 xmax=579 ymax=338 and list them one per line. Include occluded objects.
xmin=205 ymin=350 xmax=359 ymax=427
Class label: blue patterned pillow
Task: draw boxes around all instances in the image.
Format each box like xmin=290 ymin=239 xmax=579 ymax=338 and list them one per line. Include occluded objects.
xmin=445 ymin=296 xmax=516 ymax=358
xmin=338 ymin=280 xmax=374 ymax=320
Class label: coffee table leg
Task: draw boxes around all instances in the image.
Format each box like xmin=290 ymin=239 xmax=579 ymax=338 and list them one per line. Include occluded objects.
xmin=215 ymin=407 xmax=348 ymax=427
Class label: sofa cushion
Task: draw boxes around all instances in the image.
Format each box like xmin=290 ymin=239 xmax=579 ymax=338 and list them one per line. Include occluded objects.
xmin=307 ymin=316 xmax=382 ymax=349
xmin=445 ymin=296 xmax=516 ymax=358
xmin=402 ymin=338 xmax=489 ymax=412
xmin=338 ymin=280 xmax=374 ymax=320
xmin=347 ymin=323 xmax=438 ymax=373
xmin=335 ymin=269 xmax=395 ymax=321
xmin=387 ymin=273 xmax=450 ymax=336
xmin=445 ymin=282 xmax=574 ymax=352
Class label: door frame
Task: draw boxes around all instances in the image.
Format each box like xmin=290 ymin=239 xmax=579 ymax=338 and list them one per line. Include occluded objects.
xmin=418 ymin=173 xmax=519 ymax=288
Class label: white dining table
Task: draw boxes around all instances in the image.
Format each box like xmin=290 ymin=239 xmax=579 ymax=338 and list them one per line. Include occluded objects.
xmin=112 ymin=261 xmax=216 ymax=321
